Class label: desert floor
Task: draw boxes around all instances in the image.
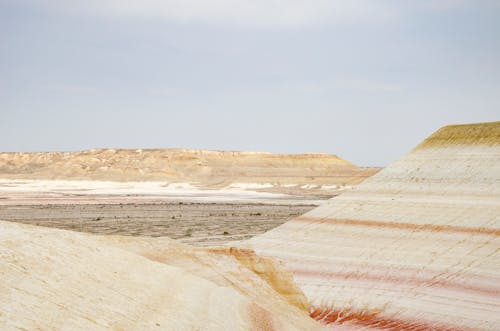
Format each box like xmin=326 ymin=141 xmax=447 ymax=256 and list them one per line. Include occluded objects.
xmin=0 ymin=180 xmax=326 ymax=246
xmin=0 ymin=201 xmax=318 ymax=246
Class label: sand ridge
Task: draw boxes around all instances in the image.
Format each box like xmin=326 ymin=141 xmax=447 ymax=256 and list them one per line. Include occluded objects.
xmin=243 ymin=121 xmax=500 ymax=330
xmin=0 ymin=220 xmax=328 ymax=330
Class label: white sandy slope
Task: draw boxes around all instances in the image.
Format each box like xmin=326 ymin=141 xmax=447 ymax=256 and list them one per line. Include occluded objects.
xmin=242 ymin=122 xmax=500 ymax=330
xmin=0 ymin=220 xmax=328 ymax=331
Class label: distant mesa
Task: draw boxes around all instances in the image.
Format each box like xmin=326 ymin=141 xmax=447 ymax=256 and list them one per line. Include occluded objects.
xmin=0 ymin=148 xmax=379 ymax=194
xmin=242 ymin=121 xmax=500 ymax=330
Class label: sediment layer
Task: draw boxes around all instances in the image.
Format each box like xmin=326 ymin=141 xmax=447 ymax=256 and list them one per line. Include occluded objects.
xmin=243 ymin=121 xmax=500 ymax=330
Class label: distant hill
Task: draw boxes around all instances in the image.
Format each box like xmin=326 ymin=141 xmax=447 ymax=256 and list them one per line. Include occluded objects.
xmin=0 ymin=149 xmax=379 ymax=194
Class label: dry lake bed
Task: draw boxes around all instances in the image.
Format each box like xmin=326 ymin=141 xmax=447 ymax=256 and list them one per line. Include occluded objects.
xmin=0 ymin=180 xmax=329 ymax=246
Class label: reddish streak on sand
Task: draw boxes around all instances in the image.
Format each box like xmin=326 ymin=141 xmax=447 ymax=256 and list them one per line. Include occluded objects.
xmin=295 ymin=216 xmax=500 ymax=236
xmin=309 ymin=307 xmax=465 ymax=331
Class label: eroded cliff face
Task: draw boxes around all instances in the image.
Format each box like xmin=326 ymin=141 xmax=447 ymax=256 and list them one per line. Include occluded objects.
xmin=243 ymin=121 xmax=500 ymax=330
xmin=0 ymin=221 xmax=327 ymax=331
xmin=0 ymin=149 xmax=378 ymax=193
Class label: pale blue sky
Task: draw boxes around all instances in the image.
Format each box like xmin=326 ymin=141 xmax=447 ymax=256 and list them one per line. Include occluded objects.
xmin=1 ymin=0 xmax=499 ymax=166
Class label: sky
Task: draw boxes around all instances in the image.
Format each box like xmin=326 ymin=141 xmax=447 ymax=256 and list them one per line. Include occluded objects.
xmin=1 ymin=0 xmax=499 ymax=166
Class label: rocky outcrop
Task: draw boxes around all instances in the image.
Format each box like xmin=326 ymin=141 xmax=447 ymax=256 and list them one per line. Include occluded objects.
xmin=242 ymin=122 xmax=500 ymax=330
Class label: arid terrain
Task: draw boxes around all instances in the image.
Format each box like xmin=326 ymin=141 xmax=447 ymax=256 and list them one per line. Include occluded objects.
xmin=0 ymin=150 xmax=375 ymax=246
xmin=1 ymin=124 xmax=499 ymax=331
xmin=0 ymin=149 xmax=379 ymax=196
xmin=0 ymin=149 xmax=368 ymax=330
xmin=0 ymin=201 xmax=316 ymax=246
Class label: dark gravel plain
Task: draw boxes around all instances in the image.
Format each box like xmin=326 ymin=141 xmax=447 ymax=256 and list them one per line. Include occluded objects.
xmin=0 ymin=201 xmax=317 ymax=246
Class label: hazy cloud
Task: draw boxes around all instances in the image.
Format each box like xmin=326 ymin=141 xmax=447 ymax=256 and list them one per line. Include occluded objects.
xmin=148 ymin=86 xmax=185 ymax=97
xmin=22 ymin=0 xmax=399 ymax=27
xmin=39 ymin=84 xmax=97 ymax=95
xmin=17 ymin=0 xmax=489 ymax=28
xmin=278 ymin=79 xmax=404 ymax=94
xmin=334 ymin=79 xmax=404 ymax=92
